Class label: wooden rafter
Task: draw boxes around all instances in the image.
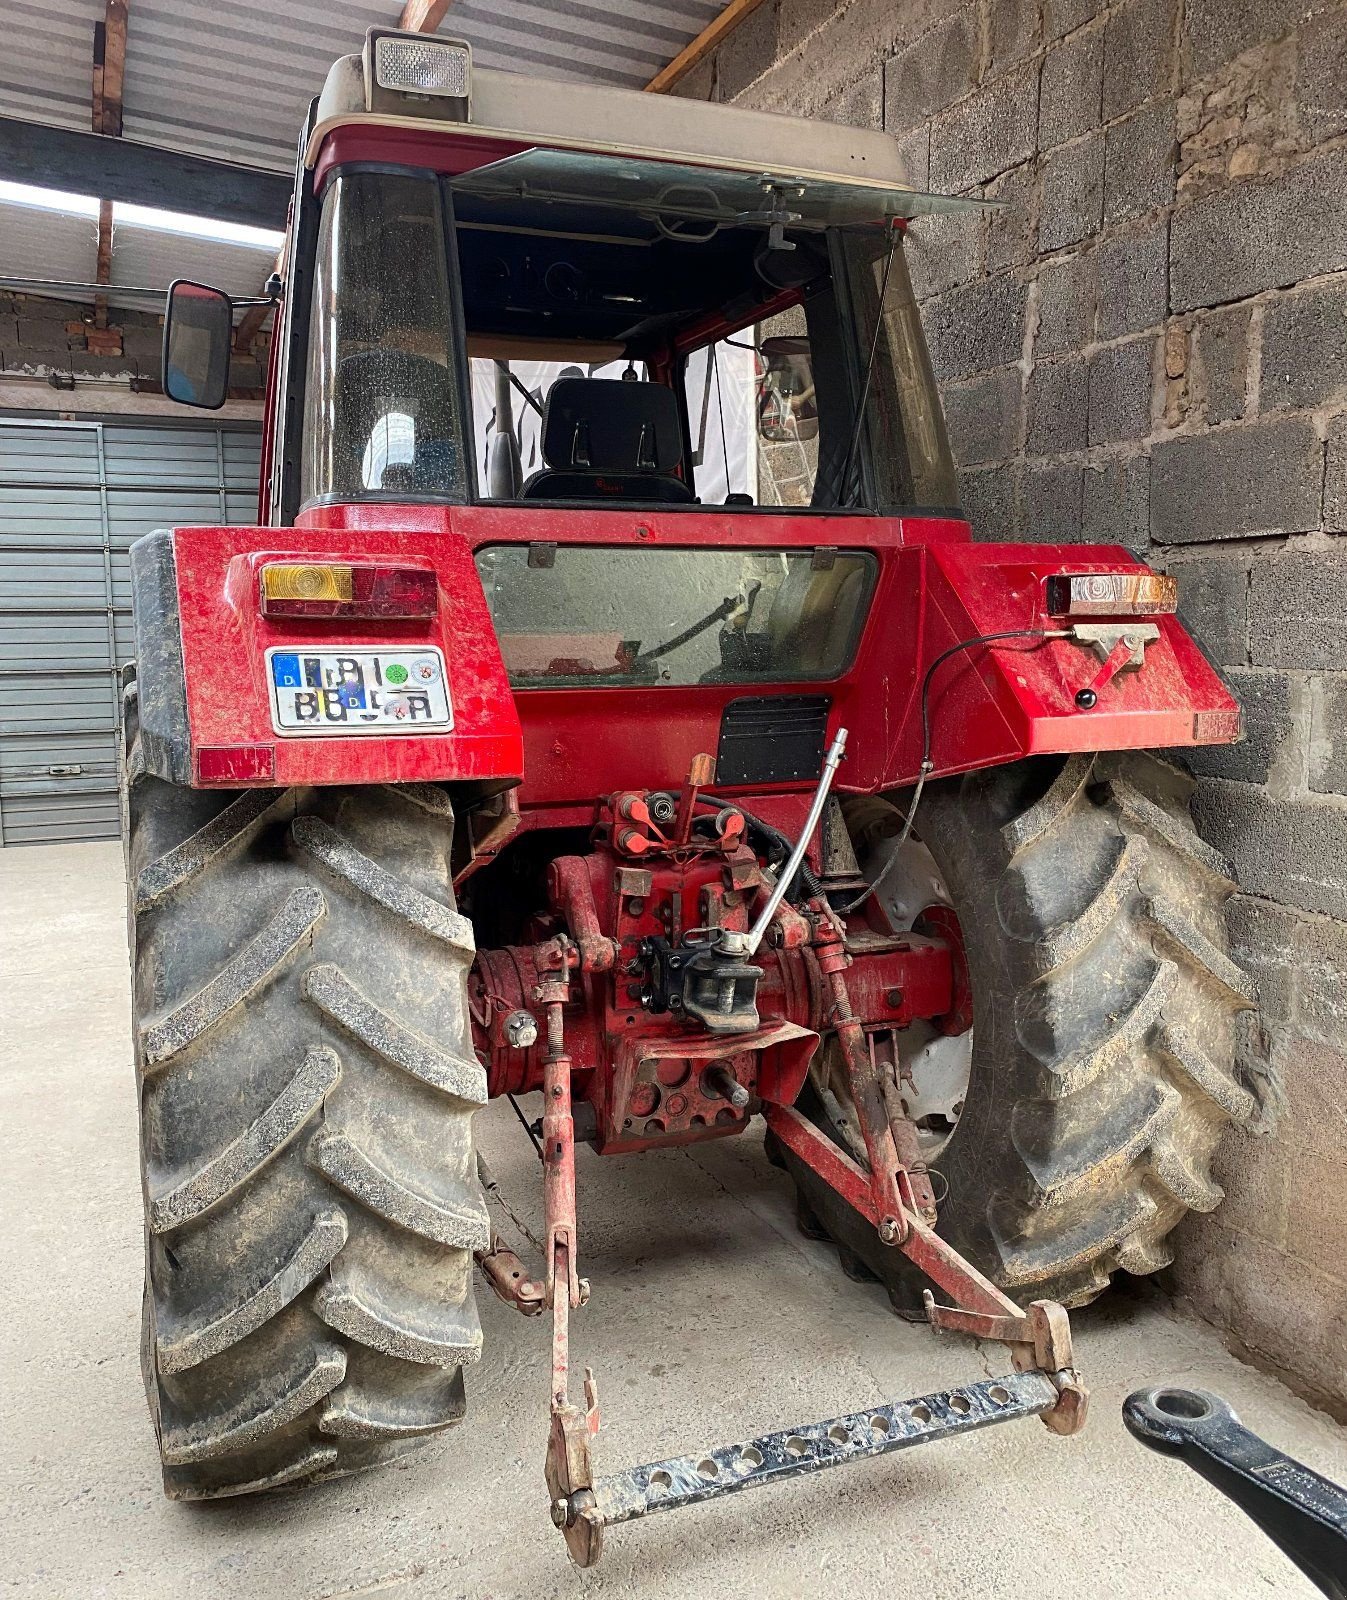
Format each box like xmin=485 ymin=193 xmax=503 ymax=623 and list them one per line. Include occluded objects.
xmin=91 ymin=0 xmax=128 ymax=339
xmin=95 ymin=0 xmax=127 ymax=136
xmin=233 ymin=299 xmax=273 ymax=353
xmin=397 ymin=0 xmax=453 ymax=32
xmin=645 ymin=0 xmax=771 ymax=94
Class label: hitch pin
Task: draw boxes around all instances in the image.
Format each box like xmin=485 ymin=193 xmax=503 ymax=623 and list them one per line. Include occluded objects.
xmin=733 ymin=727 xmax=847 ymax=959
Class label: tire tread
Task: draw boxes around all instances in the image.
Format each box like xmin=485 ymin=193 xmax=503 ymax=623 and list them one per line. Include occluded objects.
xmin=126 ymin=705 xmax=485 ymax=1500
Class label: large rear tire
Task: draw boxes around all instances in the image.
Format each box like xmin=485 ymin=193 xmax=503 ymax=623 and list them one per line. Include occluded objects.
xmin=779 ymin=751 xmax=1262 ymax=1309
xmin=123 ymin=691 xmax=488 ymax=1499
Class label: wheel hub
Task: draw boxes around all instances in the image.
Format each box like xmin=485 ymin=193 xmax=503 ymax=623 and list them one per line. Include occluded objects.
xmin=864 ymin=836 xmax=973 ymax=1160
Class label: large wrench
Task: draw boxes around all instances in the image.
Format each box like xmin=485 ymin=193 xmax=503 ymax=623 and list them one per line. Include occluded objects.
xmin=1124 ymin=1386 xmax=1346 ymax=1598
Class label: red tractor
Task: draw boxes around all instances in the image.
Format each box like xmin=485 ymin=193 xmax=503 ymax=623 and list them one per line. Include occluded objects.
xmin=123 ymin=30 xmax=1258 ymax=1564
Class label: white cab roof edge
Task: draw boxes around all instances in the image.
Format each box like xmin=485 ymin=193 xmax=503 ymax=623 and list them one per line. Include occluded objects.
xmin=309 ymin=51 xmax=917 ymax=191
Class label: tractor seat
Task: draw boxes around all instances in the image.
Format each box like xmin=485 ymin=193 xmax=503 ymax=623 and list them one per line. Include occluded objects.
xmin=520 ymin=378 xmax=694 ymax=503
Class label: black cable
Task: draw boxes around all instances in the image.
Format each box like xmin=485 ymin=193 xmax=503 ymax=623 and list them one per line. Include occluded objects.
xmin=837 ymin=628 xmax=1068 ymax=915
xmin=508 ymin=1092 xmax=545 ymax=1161
xmin=504 ymin=368 xmax=544 ymax=419
xmin=692 ymin=794 xmax=825 ymax=901
xmin=838 ymin=231 xmax=898 ymax=508
xmin=915 ymin=629 xmax=1070 ymax=775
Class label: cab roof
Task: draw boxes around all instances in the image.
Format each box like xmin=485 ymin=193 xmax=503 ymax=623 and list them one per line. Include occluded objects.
xmin=308 ymin=30 xmax=986 ymax=222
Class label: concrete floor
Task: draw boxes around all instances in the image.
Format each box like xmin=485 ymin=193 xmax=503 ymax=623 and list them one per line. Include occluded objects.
xmin=2 ymin=841 xmax=1344 ymax=1600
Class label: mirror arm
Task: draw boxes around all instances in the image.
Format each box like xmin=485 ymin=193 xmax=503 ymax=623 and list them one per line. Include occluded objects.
xmin=236 ymin=273 xmax=284 ymax=309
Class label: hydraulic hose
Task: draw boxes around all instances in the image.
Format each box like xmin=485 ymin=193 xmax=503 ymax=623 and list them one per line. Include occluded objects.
xmin=693 ymin=795 xmax=825 ymax=903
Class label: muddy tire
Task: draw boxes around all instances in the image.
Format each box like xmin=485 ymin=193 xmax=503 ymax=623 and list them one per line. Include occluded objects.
xmin=779 ymin=751 xmax=1261 ymax=1310
xmin=123 ymin=692 xmax=487 ymax=1499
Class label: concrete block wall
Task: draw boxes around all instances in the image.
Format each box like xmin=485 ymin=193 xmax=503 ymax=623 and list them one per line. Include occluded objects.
xmin=678 ymin=0 xmax=1347 ymax=1413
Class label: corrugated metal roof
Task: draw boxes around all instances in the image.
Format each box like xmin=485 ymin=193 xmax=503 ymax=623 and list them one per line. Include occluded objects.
xmin=0 ymin=195 xmax=278 ymax=309
xmin=0 ymin=199 xmax=99 ymax=287
xmin=0 ymin=1 xmax=721 ymax=313
xmin=1 ymin=0 xmax=723 ymax=170
xmin=110 ymin=219 xmax=278 ymax=298
xmin=0 ymin=0 xmax=103 ymax=132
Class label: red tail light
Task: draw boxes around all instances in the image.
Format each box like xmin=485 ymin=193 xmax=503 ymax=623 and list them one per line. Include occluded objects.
xmin=259 ymin=562 xmax=438 ymax=620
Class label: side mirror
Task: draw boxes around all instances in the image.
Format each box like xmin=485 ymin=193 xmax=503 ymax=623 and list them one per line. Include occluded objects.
xmin=162 ymin=280 xmax=233 ymax=409
xmin=756 ymin=335 xmax=818 ymax=443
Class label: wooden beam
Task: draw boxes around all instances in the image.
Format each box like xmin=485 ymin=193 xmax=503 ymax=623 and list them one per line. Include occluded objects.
xmin=0 ymin=119 xmax=292 ymax=227
xmin=232 ymin=301 xmax=273 ymax=352
xmin=91 ymin=0 xmax=128 ymax=333
xmin=93 ymin=199 xmax=114 ymax=320
xmin=99 ymin=0 xmax=128 ymax=136
xmin=397 ymin=0 xmax=452 ymax=32
xmin=645 ymin=0 xmax=772 ymax=94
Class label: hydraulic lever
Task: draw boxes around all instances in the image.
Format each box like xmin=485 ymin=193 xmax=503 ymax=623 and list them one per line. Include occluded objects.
xmin=718 ymin=726 xmax=848 ymax=962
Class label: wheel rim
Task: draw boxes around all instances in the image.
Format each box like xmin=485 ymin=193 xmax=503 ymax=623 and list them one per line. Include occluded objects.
xmin=822 ymin=833 xmax=973 ymax=1163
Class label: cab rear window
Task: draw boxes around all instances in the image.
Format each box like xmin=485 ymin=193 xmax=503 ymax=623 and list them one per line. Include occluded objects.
xmin=473 ymin=545 xmax=875 ymax=688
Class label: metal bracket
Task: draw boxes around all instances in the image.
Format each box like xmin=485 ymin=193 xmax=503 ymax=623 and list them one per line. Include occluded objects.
xmin=1070 ymin=621 xmax=1160 ymax=667
xmin=923 ymin=1292 xmax=1027 ymax=1345
xmin=477 ymin=1237 xmax=544 ymax=1315
xmin=546 ymin=1367 xmax=603 ymax=1566
xmin=1069 ymin=623 xmax=1160 ymax=707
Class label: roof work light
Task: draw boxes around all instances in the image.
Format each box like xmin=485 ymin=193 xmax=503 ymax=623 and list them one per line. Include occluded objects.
xmin=364 ymin=29 xmax=472 ymax=119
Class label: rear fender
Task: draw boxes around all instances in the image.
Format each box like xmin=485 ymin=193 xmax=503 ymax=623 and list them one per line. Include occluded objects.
xmin=878 ymin=541 xmax=1241 ymax=785
xmin=128 ymin=524 xmax=523 ymax=789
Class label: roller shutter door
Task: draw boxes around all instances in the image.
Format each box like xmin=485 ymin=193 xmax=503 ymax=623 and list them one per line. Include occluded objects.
xmin=0 ymin=419 xmax=262 ymax=845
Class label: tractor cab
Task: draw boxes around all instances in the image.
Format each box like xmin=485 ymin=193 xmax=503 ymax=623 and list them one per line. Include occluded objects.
xmin=166 ymin=31 xmax=979 ymax=525
xmin=163 ymin=33 xmax=996 ymax=737
xmin=289 ymin=147 xmax=965 ymax=519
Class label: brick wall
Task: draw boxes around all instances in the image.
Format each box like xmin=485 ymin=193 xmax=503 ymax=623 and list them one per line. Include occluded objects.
xmin=0 ymin=291 xmax=267 ymax=395
xmin=678 ymin=0 xmax=1347 ymax=1413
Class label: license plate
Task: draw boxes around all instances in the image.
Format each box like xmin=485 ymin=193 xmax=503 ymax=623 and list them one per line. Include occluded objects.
xmin=266 ymin=647 xmax=453 ymax=736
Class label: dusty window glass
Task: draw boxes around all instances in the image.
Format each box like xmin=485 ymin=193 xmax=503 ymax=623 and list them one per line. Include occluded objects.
xmin=755 ymin=308 xmax=820 ymax=508
xmin=681 ymin=240 xmax=958 ymax=513
xmin=838 ymin=231 xmax=959 ymax=510
xmin=682 ymin=339 xmax=759 ymax=504
xmin=474 ymin=544 xmax=875 ymax=687
xmin=301 ymin=172 xmax=466 ymax=504
xmin=468 ymin=354 xmax=645 ymax=498
xmin=682 ymin=309 xmax=833 ymax=509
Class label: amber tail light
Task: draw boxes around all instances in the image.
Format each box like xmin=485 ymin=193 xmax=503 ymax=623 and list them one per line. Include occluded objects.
xmin=1046 ymin=572 xmax=1178 ymax=617
xmin=259 ymin=562 xmax=438 ymax=620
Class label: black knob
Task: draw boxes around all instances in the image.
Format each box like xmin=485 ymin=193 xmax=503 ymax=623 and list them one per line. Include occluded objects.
xmin=1075 ymin=687 xmax=1098 ymax=709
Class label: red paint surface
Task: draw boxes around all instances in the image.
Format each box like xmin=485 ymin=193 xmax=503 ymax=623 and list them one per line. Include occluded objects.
xmin=312 ymin=126 xmax=529 ymax=196
xmin=170 ymin=501 xmax=1238 ymax=792
xmin=172 ymin=523 xmax=522 ymax=787
xmin=259 ymin=501 xmax=1240 ymax=801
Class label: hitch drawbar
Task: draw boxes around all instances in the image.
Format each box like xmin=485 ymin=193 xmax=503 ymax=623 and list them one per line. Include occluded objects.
xmin=558 ymin=1371 xmax=1058 ymax=1550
